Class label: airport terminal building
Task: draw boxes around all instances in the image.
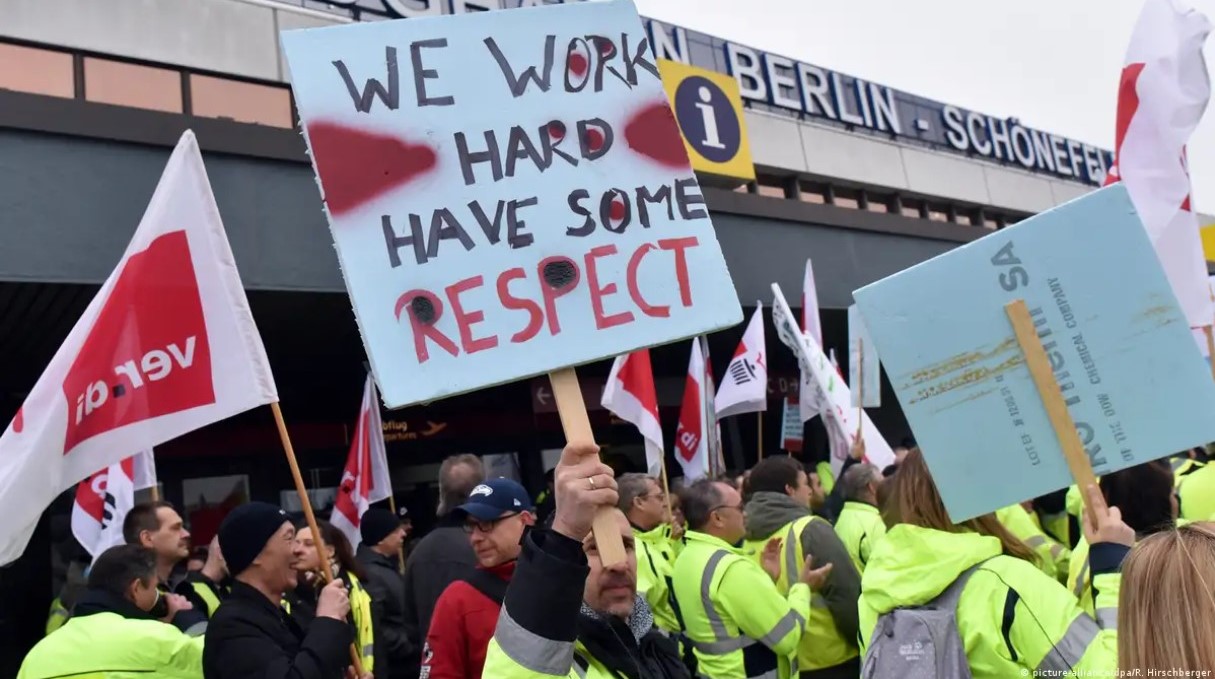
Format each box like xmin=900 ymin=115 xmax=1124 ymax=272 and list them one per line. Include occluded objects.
xmin=0 ymin=0 xmax=1148 ymax=660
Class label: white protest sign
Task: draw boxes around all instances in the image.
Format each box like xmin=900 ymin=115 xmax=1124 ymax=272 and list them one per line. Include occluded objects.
xmin=282 ymin=0 xmax=741 ymax=408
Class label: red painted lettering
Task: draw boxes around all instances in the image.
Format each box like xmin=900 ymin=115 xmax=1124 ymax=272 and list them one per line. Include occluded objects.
xmin=497 ymin=267 xmax=544 ymax=344
xmin=584 ymin=245 xmax=635 ymax=330
xmin=446 ymin=275 xmax=498 ymax=355
xmin=658 ymin=237 xmax=699 ymax=307
xmin=395 ymin=290 xmax=458 ymax=363
xmin=626 ymin=243 xmax=669 ymax=318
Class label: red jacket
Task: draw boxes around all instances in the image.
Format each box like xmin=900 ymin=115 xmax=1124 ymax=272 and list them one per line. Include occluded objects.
xmin=420 ymin=560 xmax=516 ymax=679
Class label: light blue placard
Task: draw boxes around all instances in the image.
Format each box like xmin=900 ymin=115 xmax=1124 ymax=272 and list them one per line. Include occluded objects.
xmin=854 ymin=184 xmax=1215 ymax=522
xmin=848 ymin=304 xmax=881 ymax=408
xmin=282 ymin=0 xmax=741 ymax=408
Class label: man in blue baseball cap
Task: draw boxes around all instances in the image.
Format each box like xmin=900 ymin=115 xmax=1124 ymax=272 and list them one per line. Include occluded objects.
xmin=422 ymin=479 xmax=535 ymax=679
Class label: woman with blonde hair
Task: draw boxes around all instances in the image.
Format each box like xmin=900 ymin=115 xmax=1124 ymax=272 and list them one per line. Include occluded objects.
xmin=1118 ymin=522 xmax=1215 ymax=672
xmin=859 ymin=448 xmax=1133 ymax=678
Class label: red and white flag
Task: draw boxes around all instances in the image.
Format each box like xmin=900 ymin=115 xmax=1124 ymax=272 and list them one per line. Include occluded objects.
xmin=799 ymin=260 xmax=825 ymax=422
xmin=602 ymin=350 xmax=664 ymax=478
xmin=332 ymin=374 xmax=393 ymax=548
xmin=71 ymin=450 xmax=157 ymax=558
xmin=1106 ymin=0 xmax=1214 ymax=329
xmin=675 ymin=339 xmax=714 ymax=481
xmin=0 ymin=131 xmax=278 ymax=565
xmin=714 ymin=304 xmax=767 ymax=418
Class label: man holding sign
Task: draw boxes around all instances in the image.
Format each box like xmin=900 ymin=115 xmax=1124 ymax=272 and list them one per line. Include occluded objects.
xmin=482 ymin=442 xmax=691 ymax=679
xmin=283 ymin=0 xmax=741 ymax=565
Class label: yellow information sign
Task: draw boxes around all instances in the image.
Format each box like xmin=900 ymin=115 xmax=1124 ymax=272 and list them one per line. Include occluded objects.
xmin=658 ymin=59 xmax=755 ymax=181
xmin=1201 ymin=223 xmax=1215 ymax=262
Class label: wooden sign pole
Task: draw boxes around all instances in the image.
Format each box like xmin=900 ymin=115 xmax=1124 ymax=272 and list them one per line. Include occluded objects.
xmin=1204 ymin=325 xmax=1215 ymax=383
xmin=548 ymin=368 xmax=627 ymax=566
xmin=271 ymin=402 xmax=366 ymax=675
xmin=1004 ymin=300 xmax=1099 ymax=495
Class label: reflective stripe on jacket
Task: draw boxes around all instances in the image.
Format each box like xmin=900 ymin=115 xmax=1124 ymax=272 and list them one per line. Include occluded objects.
xmin=766 ymin=516 xmax=858 ymax=672
xmin=635 ymin=523 xmax=682 ymax=634
xmin=672 ymin=531 xmax=809 ymax=679
xmin=861 ymin=524 xmax=1121 ymax=679
xmin=833 ymin=501 xmax=886 ymax=573
xmin=995 ymin=504 xmax=1070 ymax=583
xmin=19 ymin=611 xmax=204 ymax=679
xmin=347 ymin=572 xmax=376 ymax=673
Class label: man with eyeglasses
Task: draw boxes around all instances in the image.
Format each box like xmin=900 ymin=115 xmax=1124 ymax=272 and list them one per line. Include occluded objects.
xmin=672 ymin=479 xmax=832 ymax=679
xmin=421 ymin=478 xmax=535 ymax=679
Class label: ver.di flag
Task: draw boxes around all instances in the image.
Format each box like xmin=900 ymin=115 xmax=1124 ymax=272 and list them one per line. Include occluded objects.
xmin=675 ymin=338 xmax=713 ymax=481
xmin=71 ymin=449 xmax=157 ymax=558
xmin=1106 ymin=0 xmax=1214 ymax=329
xmin=602 ymin=350 xmax=664 ymax=478
xmin=714 ymin=303 xmax=767 ymax=419
xmin=0 ymin=131 xmax=278 ymax=566
xmin=332 ymin=373 xmax=393 ymax=548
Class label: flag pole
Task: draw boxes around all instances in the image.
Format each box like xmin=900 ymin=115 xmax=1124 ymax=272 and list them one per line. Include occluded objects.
xmin=700 ymin=336 xmax=719 ymax=478
xmin=757 ymin=411 xmax=764 ymax=460
xmin=386 ymin=494 xmax=406 ymax=576
xmin=659 ymin=458 xmax=674 ymax=525
xmin=855 ymin=338 xmax=864 ymax=441
xmin=150 ymin=485 xmax=160 ymax=503
xmin=271 ymin=402 xmax=365 ymax=675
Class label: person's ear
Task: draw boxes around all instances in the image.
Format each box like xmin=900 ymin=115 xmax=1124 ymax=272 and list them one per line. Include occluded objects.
xmin=522 ymin=512 xmax=536 ymax=527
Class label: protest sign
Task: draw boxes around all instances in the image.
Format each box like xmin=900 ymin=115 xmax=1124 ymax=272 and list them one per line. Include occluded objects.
xmin=282 ymin=0 xmax=741 ymax=410
xmin=847 ymin=304 xmax=880 ymax=408
xmin=853 ymin=184 xmax=1215 ymax=522
xmin=781 ymin=396 xmax=802 ymax=453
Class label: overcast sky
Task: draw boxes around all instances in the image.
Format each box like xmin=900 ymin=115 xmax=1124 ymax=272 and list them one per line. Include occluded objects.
xmin=633 ymin=0 xmax=1215 ymax=213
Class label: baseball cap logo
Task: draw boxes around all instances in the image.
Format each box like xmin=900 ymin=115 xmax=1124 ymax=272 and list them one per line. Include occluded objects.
xmin=470 ymin=484 xmax=493 ymax=498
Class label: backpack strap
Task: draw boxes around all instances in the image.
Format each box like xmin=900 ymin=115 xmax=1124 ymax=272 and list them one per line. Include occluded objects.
xmin=928 ymin=556 xmax=999 ymax=613
xmin=462 ymin=569 xmax=509 ymax=606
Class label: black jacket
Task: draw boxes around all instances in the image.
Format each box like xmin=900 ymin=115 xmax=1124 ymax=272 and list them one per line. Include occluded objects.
xmin=203 ymin=580 xmax=353 ymax=679
xmin=73 ymin=588 xmax=157 ymax=622
xmin=400 ymin=516 xmax=476 ymax=675
xmin=357 ymin=545 xmax=411 ymax=679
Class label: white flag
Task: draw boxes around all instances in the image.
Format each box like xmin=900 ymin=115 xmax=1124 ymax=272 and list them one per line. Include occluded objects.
xmin=772 ymin=284 xmax=895 ymax=478
xmin=0 ymin=131 xmax=278 ymax=565
xmin=799 ymin=260 xmax=825 ymax=422
xmin=675 ymin=339 xmax=712 ymax=481
xmin=1106 ymin=0 xmax=1214 ymax=328
xmin=332 ymin=373 xmax=393 ymax=548
xmin=602 ymin=350 xmax=664 ymax=478
xmin=71 ymin=450 xmax=157 ymax=559
xmin=715 ymin=304 xmax=768 ymax=418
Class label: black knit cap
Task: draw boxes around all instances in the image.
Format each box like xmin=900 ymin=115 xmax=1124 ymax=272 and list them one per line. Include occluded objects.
xmin=218 ymin=502 xmax=290 ymax=576
xmin=360 ymin=507 xmax=401 ymax=547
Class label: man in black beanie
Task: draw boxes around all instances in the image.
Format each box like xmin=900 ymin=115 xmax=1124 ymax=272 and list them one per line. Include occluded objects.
xmin=203 ymin=502 xmax=369 ymax=679
xmin=356 ymin=508 xmax=410 ymax=679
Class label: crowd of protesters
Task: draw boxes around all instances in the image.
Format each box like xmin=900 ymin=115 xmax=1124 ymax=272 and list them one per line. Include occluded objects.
xmin=16 ymin=439 xmax=1215 ymax=678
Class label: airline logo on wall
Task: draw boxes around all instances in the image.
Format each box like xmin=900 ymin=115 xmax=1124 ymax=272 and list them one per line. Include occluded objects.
xmin=658 ymin=59 xmax=755 ymax=182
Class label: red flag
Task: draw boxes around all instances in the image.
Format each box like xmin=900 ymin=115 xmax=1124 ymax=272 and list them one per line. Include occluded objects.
xmin=675 ymin=339 xmax=712 ymax=481
xmin=602 ymin=350 xmax=664 ymax=477
xmin=1106 ymin=0 xmax=1213 ymax=328
xmin=331 ymin=374 xmax=392 ymax=548
xmin=0 ymin=131 xmax=278 ymax=565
